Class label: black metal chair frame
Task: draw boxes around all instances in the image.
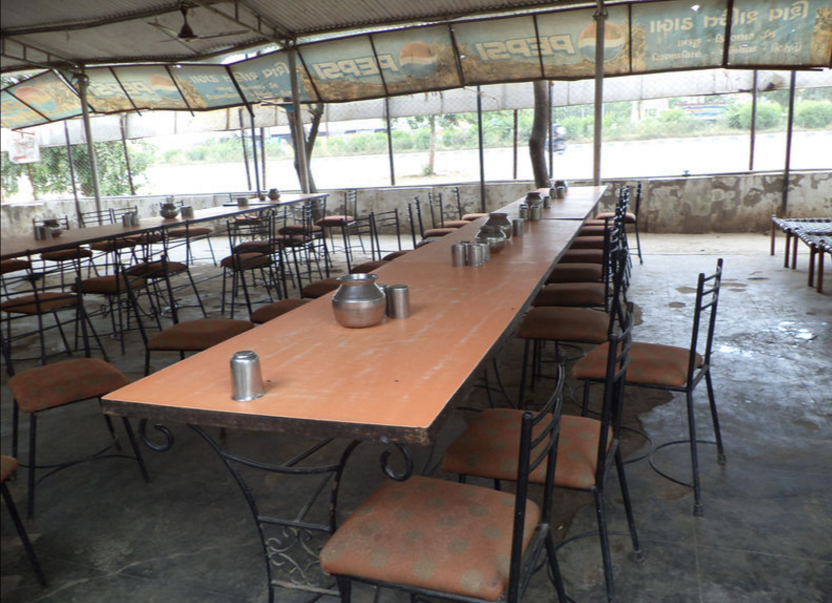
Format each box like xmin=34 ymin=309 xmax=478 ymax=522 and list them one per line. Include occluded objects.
xmin=329 ymin=364 xmax=568 ymax=603
xmin=369 ymin=209 xmax=403 ymax=261
xmin=1 ymin=458 xmax=47 ymax=586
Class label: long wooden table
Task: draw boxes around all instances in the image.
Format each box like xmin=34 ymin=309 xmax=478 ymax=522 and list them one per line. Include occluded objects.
xmin=0 ymin=193 xmax=328 ymax=261
xmin=102 ymin=186 xmax=604 ymax=445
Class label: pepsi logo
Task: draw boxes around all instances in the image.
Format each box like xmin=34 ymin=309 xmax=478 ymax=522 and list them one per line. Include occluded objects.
xmin=577 ymin=22 xmax=626 ymax=63
xmin=398 ymin=41 xmax=438 ymax=76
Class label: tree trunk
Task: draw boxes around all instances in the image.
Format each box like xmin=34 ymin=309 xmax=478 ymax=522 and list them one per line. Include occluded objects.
xmin=288 ymin=102 xmax=324 ymax=192
xmin=529 ymin=81 xmax=550 ymax=188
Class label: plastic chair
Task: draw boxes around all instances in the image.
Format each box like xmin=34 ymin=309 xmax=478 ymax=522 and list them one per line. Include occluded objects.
xmin=573 ymin=259 xmax=725 ymax=516
xmin=442 ymin=308 xmax=640 ymax=603
xmin=321 ymin=363 xmax=568 ymax=603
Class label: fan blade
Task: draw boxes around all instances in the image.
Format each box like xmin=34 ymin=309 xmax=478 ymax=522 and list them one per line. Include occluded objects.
xmin=194 ymin=30 xmax=251 ymax=40
xmin=147 ymin=21 xmax=181 ymax=39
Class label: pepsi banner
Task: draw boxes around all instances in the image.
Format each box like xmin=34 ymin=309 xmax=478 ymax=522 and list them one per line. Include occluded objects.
xmin=728 ymin=0 xmax=832 ymax=66
xmin=170 ymin=65 xmax=243 ymax=109
xmin=370 ymin=25 xmax=462 ymax=95
xmin=1 ymin=90 xmax=47 ymax=129
xmin=84 ymin=67 xmax=188 ymax=112
xmin=228 ymin=51 xmax=317 ymax=104
xmin=299 ymin=36 xmax=387 ymax=102
xmin=537 ymin=6 xmax=631 ymax=79
xmin=631 ymin=0 xmax=726 ymax=72
xmin=6 ymin=72 xmax=82 ymax=122
xmin=82 ymin=69 xmax=136 ymax=112
xmin=454 ymin=16 xmax=542 ymax=84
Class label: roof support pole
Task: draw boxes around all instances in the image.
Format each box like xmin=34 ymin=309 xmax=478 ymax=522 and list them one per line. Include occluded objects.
xmin=477 ymin=86 xmax=486 ymax=213
xmin=64 ymin=121 xmax=82 ymax=226
xmin=288 ymin=48 xmax=311 ymax=193
xmin=75 ymin=69 xmax=102 ymax=214
xmin=782 ymin=70 xmax=797 ymax=216
xmin=592 ymin=1 xmax=607 ymax=186
xmin=385 ymin=98 xmax=396 ymax=187
xmin=749 ymin=70 xmax=758 ymax=171
xmin=548 ymin=81 xmax=554 ymax=181
xmin=119 ymin=114 xmax=135 ymax=196
xmin=247 ymin=104 xmax=261 ymax=197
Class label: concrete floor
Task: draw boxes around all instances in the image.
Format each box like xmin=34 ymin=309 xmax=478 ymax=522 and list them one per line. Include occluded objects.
xmin=1 ymin=232 xmax=830 ymax=603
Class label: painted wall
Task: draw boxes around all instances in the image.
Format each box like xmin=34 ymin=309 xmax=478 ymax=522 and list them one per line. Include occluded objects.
xmin=2 ymin=171 xmax=829 ymax=239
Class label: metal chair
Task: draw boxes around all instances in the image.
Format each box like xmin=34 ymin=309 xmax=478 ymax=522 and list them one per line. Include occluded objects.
xmin=573 ymin=258 xmax=726 ymax=516
xmin=1 ymin=455 xmax=47 ymax=585
xmin=321 ymin=362 xmax=568 ymax=603
xmin=442 ymin=307 xmax=640 ymax=603
xmin=369 ymin=209 xmax=406 ymax=261
xmin=593 ymin=182 xmax=643 ymax=264
xmin=427 ymin=191 xmax=469 ymax=229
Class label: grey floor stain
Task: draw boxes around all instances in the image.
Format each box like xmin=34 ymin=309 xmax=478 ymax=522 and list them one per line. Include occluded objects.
xmin=668 ymin=302 xmax=686 ymax=308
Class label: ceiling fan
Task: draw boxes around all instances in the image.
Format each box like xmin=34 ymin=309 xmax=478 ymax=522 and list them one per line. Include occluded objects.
xmin=149 ymin=3 xmax=249 ymax=42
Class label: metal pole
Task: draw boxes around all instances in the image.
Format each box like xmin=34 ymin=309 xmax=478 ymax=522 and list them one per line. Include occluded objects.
xmin=248 ymin=105 xmax=261 ymax=197
xmin=782 ymin=70 xmax=797 ymax=216
xmin=749 ymin=70 xmax=758 ymax=171
xmin=260 ymin=126 xmax=267 ymax=189
xmin=119 ymin=114 xmax=135 ymax=196
xmin=64 ymin=121 xmax=82 ymax=226
xmin=75 ymin=69 xmax=102 ymax=214
xmin=239 ymin=108 xmax=252 ymax=190
xmin=548 ymin=81 xmax=554 ymax=180
xmin=592 ymin=3 xmax=607 ymax=186
xmin=385 ymin=97 xmax=396 ymax=186
xmin=513 ymin=109 xmax=518 ymax=180
xmin=477 ymin=86 xmax=486 ymax=213
xmin=288 ymin=48 xmax=311 ymax=193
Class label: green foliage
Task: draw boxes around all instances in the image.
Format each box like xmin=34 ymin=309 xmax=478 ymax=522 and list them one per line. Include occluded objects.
xmin=794 ymin=100 xmax=832 ymax=128
xmin=726 ymin=102 xmax=783 ymax=130
xmin=391 ymin=129 xmax=414 ymax=151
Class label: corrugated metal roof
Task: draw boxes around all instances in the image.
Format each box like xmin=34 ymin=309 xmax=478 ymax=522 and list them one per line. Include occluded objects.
xmin=1 ymin=0 xmax=585 ymax=73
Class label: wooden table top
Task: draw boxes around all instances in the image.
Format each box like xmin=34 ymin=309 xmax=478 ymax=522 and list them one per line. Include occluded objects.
xmin=101 ymin=187 xmax=604 ymax=444
xmin=0 ymin=193 xmax=327 ymax=261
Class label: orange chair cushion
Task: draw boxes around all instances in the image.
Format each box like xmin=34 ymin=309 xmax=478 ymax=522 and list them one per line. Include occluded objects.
xmin=596 ymin=211 xmax=636 ymax=224
xmin=74 ymin=275 xmax=146 ymax=295
xmin=518 ymin=306 xmax=610 ymax=344
xmin=301 ymin=278 xmax=340 ymax=299
xmin=126 ymin=232 xmax=164 ymax=245
xmin=382 ymin=250 xmax=411 ymax=261
xmin=463 ymin=213 xmax=489 ymax=221
xmin=569 ymin=236 xmax=605 ymax=250
xmin=234 ymin=241 xmax=273 ymax=254
xmin=148 ymin=319 xmax=254 ymax=351
xmin=423 ymin=228 xmax=456 ymax=238
xmin=441 ymin=409 xmax=609 ymax=490
xmin=126 ymin=261 xmax=187 ymax=278
xmin=440 ymin=220 xmax=471 ymax=229
xmin=320 ymin=475 xmax=539 ymax=601
xmin=168 ymin=227 xmax=212 ymax=237
xmin=533 ymin=283 xmax=606 ymax=307
xmin=40 ymin=248 xmax=94 ymax=261
xmin=250 ymin=299 xmax=310 ymax=324
xmin=279 ymin=224 xmax=322 ymax=235
xmin=561 ymin=249 xmax=604 ymax=264
xmin=8 ymin=358 xmax=128 ymax=413
xmin=220 ymin=252 xmax=271 ymax=270
xmin=578 ymin=225 xmax=607 ymax=236
xmin=316 ymin=215 xmax=355 ymax=227
xmin=89 ymin=239 xmax=137 ymax=252
xmin=350 ymin=260 xmax=390 ymax=274
xmin=1 ymin=455 xmax=18 ymax=483
xmin=546 ymin=263 xmax=603 ymax=283
xmin=1 ymin=259 xmax=31 ymax=274
xmin=573 ymin=341 xmax=702 ymax=388
xmin=1 ymin=292 xmax=77 ymax=314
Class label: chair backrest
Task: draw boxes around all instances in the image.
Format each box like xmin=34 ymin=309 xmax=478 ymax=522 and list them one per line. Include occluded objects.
xmin=427 ymin=191 xmax=444 ymax=228
xmin=632 ymin=182 xmax=643 ymax=219
xmin=111 ymin=206 xmax=139 ymax=221
xmin=687 ymin=258 xmax=723 ymax=385
xmin=453 ymin=186 xmax=464 ymax=220
xmin=78 ymin=208 xmax=113 ymax=228
xmin=595 ymin=303 xmax=634 ymax=486
xmin=369 ymin=209 xmax=402 ymax=260
xmin=409 ymin=198 xmax=426 ymax=243
xmin=227 ymin=209 xmax=274 ymax=250
xmin=342 ymin=189 xmax=358 ymax=219
xmin=31 ymin=216 xmax=70 ymax=230
xmin=507 ymin=360 xmax=565 ymax=601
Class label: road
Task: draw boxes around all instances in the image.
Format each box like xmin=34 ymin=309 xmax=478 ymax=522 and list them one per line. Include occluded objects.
xmin=145 ymin=130 xmax=831 ymax=194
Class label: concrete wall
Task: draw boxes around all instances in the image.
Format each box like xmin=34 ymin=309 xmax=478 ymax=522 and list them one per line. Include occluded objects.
xmin=2 ymin=171 xmax=829 ymax=238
